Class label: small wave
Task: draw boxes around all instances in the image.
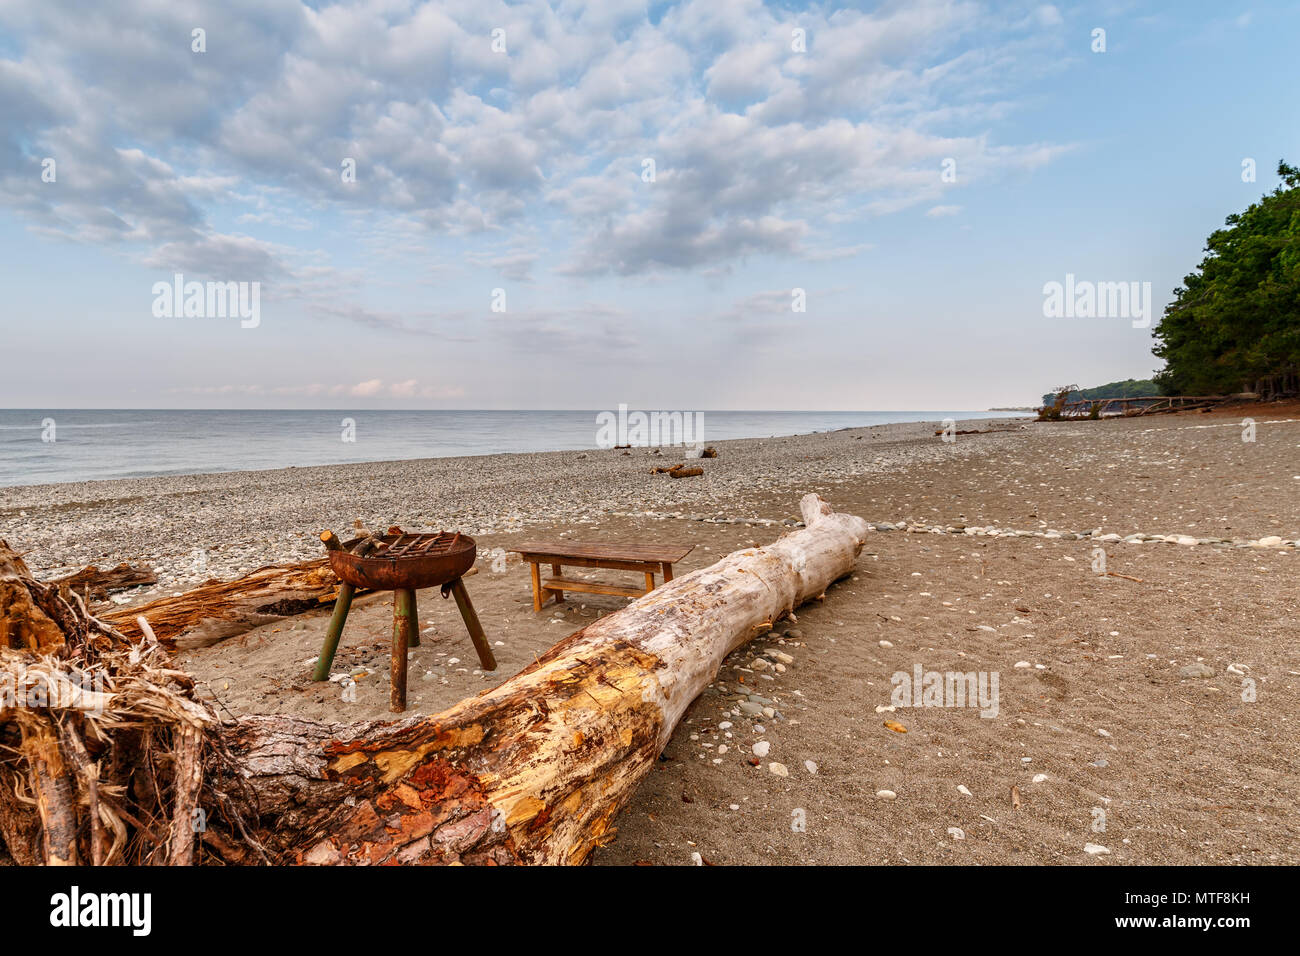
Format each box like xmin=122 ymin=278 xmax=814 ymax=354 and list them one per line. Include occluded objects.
xmin=0 ymin=421 xmax=157 ymax=430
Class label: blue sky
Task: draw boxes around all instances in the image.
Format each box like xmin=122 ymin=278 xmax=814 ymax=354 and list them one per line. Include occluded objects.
xmin=1 ymin=0 xmax=1297 ymax=409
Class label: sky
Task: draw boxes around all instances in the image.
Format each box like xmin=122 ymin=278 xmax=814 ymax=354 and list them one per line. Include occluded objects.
xmin=1 ymin=0 xmax=1298 ymax=410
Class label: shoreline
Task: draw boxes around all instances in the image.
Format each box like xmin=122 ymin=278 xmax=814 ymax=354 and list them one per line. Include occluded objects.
xmin=0 ymin=409 xmax=1026 ymax=490
xmin=2 ymin=415 xmax=1030 ymax=597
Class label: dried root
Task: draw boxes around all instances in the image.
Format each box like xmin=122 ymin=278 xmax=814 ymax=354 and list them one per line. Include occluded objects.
xmin=0 ymin=538 xmax=265 ymax=865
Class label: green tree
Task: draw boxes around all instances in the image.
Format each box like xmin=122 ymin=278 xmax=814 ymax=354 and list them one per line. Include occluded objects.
xmin=1152 ymin=161 xmax=1300 ymax=396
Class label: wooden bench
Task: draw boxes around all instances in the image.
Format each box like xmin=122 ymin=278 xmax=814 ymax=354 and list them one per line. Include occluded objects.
xmin=508 ymin=541 xmax=694 ymax=611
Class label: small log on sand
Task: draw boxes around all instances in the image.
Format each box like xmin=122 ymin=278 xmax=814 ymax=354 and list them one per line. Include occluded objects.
xmin=100 ymin=559 xmax=361 ymax=650
xmin=48 ymin=562 xmax=157 ymax=601
xmin=220 ymin=493 xmax=868 ymax=864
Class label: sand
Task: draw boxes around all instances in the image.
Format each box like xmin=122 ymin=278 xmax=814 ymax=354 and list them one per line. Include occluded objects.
xmin=4 ymin=406 xmax=1298 ymax=865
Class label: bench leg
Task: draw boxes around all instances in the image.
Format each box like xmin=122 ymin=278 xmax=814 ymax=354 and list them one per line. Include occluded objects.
xmin=391 ymin=588 xmax=414 ymax=713
xmin=662 ymin=562 xmax=673 ymax=583
xmin=550 ymin=563 xmax=563 ymax=604
xmin=312 ymin=582 xmax=355 ymax=681
xmin=643 ymin=570 xmax=655 ymax=593
xmin=530 ymin=561 xmax=542 ymax=612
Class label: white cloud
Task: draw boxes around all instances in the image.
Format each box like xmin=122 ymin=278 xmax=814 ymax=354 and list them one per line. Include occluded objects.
xmin=0 ymin=0 xmax=1072 ymax=321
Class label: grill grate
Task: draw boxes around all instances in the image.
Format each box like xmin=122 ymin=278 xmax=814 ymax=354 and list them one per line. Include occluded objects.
xmin=374 ymin=531 xmax=464 ymax=559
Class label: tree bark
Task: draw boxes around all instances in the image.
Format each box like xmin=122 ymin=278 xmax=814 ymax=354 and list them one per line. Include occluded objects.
xmin=219 ymin=494 xmax=868 ymax=865
xmin=0 ymin=542 xmax=68 ymax=653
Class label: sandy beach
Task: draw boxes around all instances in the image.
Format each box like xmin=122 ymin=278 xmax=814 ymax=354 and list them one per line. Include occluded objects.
xmin=4 ymin=407 xmax=1298 ymax=865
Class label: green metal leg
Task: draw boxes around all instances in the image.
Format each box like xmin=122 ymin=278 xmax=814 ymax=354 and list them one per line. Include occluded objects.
xmin=312 ymin=583 xmax=355 ymax=681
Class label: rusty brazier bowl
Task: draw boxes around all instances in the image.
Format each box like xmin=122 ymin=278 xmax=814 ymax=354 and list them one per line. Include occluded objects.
xmin=330 ymin=532 xmax=476 ymax=591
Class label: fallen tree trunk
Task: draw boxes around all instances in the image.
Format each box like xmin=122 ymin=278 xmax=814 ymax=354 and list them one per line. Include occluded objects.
xmin=99 ymin=559 xmax=362 ymax=649
xmin=218 ymin=493 xmax=868 ymax=864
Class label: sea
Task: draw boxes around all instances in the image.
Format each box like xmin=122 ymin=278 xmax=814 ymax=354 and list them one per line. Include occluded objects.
xmin=0 ymin=409 xmax=1026 ymax=487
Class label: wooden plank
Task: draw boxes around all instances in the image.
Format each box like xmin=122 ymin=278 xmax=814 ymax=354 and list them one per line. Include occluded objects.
xmin=542 ymin=576 xmax=645 ymax=599
xmin=516 ymin=553 xmax=662 ymax=574
xmin=529 ymin=562 xmax=542 ymax=612
xmin=510 ymin=541 xmax=693 ymax=564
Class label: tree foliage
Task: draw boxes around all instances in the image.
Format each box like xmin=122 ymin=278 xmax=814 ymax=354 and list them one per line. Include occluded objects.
xmin=1040 ymin=379 xmax=1158 ymax=406
xmin=1152 ymin=161 xmax=1300 ymax=396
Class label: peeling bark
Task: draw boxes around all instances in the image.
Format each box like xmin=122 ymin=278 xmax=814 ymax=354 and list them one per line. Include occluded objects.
xmin=0 ymin=542 xmax=68 ymax=653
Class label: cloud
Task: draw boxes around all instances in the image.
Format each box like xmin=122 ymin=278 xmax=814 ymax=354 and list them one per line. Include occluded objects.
xmin=387 ymin=379 xmax=465 ymax=399
xmin=0 ymin=0 xmax=1073 ymax=315
xmin=169 ymin=378 xmax=465 ymax=400
xmin=465 ymin=251 xmax=538 ymax=280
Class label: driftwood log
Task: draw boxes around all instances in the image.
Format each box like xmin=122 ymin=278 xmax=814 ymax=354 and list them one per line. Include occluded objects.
xmin=100 ymin=559 xmax=365 ymax=649
xmin=48 ymin=562 xmax=157 ymax=601
xmin=0 ymin=494 xmax=867 ymax=865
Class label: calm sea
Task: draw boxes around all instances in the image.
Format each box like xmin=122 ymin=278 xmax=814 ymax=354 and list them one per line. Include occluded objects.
xmin=0 ymin=409 xmax=1025 ymax=487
